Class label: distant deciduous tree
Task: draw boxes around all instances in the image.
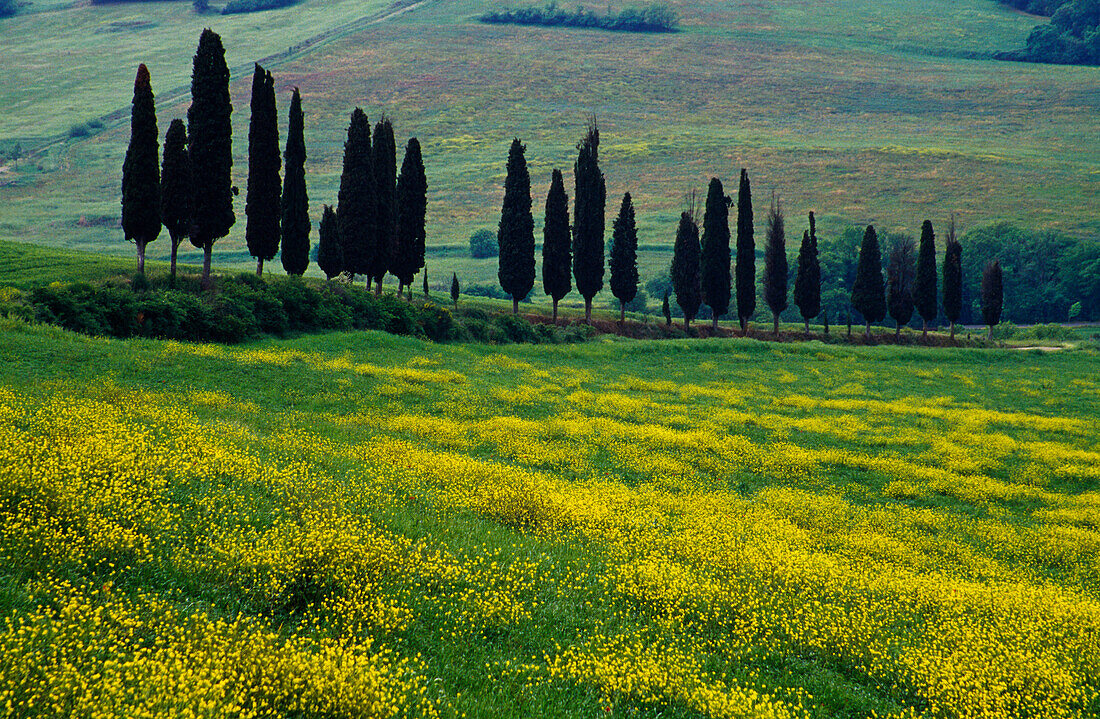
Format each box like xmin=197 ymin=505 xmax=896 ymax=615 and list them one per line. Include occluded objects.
xmin=851 ymin=224 xmax=886 ymax=337
xmin=793 ymin=211 xmax=821 ymax=333
xmin=245 ymin=64 xmax=281 ymax=276
xmin=280 ymin=88 xmax=310 ymax=277
xmin=497 ymin=138 xmax=535 ymax=314
xmin=671 ymin=211 xmax=701 ymax=329
xmin=699 ymin=177 xmax=731 ymax=331
xmin=122 ymin=63 xmax=160 ymax=275
xmin=187 ymin=29 xmax=235 ymax=289
xmin=887 ymin=235 xmax=916 ymax=338
xmin=160 ymin=118 xmax=192 ymax=285
xmin=609 ymin=192 xmax=639 ymax=325
xmin=762 ymin=194 xmax=788 ymax=336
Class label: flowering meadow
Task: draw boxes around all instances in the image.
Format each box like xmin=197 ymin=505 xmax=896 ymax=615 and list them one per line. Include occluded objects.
xmin=1 ymin=319 xmax=1098 ymax=718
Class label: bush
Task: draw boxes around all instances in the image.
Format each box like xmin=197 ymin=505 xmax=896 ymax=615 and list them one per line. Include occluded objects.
xmin=464 ymin=283 xmax=511 ymax=300
xmin=493 ymin=313 xmax=538 ymax=343
xmin=469 ymin=229 xmax=498 ymax=259
xmin=418 ymin=302 xmax=455 ymax=342
xmin=479 ymin=2 xmax=678 ymax=32
xmin=222 ymin=0 xmax=300 ymax=13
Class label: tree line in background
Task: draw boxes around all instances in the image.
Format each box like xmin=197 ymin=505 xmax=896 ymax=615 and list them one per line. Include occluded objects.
xmin=996 ymin=0 xmax=1100 ymax=65
xmin=479 ymin=2 xmax=679 ymax=33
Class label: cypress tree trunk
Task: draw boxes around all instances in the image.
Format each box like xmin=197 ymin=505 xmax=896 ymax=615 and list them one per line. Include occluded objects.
xmin=585 ymin=298 xmax=593 ymax=323
xmin=712 ymin=314 xmax=719 ymax=331
xmin=137 ymin=242 xmax=146 ymax=274
xmin=170 ymin=243 xmax=178 ymax=282
xmin=552 ymin=298 xmax=558 ymax=323
xmin=773 ymin=312 xmax=780 ymax=336
xmin=620 ymin=302 xmax=626 ymax=327
xmin=513 ymin=297 xmax=519 ymax=314
xmin=256 ymin=257 xmax=263 ymax=276
xmin=804 ymin=318 xmax=809 ymax=334
xmin=203 ymin=246 xmax=212 ymax=290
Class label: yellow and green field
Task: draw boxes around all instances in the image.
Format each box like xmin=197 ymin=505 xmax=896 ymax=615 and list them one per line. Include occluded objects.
xmin=1 ymin=316 xmax=1097 ymax=717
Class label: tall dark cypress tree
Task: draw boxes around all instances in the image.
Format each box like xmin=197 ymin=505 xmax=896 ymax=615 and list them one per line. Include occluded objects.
xmin=542 ymin=169 xmax=571 ymax=322
xmin=121 ymin=63 xmax=160 ymax=275
xmin=852 ymin=224 xmax=886 ymax=337
xmin=573 ymin=119 xmax=606 ymax=323
xmin=943 ymin=217 xmax=963 ymax=340
xmin=372 ymin=117 xmax=397 ymax=294
xmin=317 ymin=205 xmax=342 ymax=279
xmin=793 ymin=211 xmax=821 ymax=333
xmin=609 ymin=192 xmax=639 ymax=325
xmin=763 ymin=194 xmax=788 ymax=336
xmin=336 ymin=108 xmax=374 ymax=283
xmin=280 ymin=87 xmax=310 ymax=277
xmin=981 ymin=260 xmax=1003 ymax=335
xmin=451 ymin=272 xmax=460 ymax=309
xmin=497 ymin=138 xmax=535 ymax=314
xmin=914 ymin=219 xmax=937 ymax=337
xmin=671 ymin=211 xmax=701 ymax=329
xmin=699 ymin=177 xmax=730 ymax=331
xmin=735 ymin=168 xmax=755 ymax=334
xmin=887 ymin=236 xmax=916 ymax=338
xmin=187 ymin=28 xmax=234 ymax=289
xmin=160 ymin=118 xmax=192 ymax=285
xmin=394 ymin=137 xmax=427 ymax=298
xmin=245 ymin=64 xmax=281 ymax=276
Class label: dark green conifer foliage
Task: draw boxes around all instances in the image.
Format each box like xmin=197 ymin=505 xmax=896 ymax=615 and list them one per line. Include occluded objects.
xmin=245 ymin=64 xmax=281 ymax=276
xmin=122 ymin=63 xmax=160 ymax=275
xmin=981 ymin=260 xmax=1004 ymax=334
xmin=671 ymin=211 xmax=701 ymax=329
xmin=662 ymin=290 xmax=671 ymax=327
xmin=187 ymin=29 xmax=234 ymax=289
xmin=887 ymin=236 xmax=916 ymax=338
xmin=735 ymin=169 xmax=755 ymax=334
xmin=793 ymin=212 xmax=821 ymax=333
xmin=423 ymin=266 xmax=430 ymax=297
xmin=497 ymin=138 xmax=535 ymax=314
xmin=762 ymin=194 xmax=788 ymax=336
xmin=394 ymin=137 xmax=427 ymax=297
xmin=851 ymin=224 xmax=887 ymax=336
xmin=160 ymin=118 xmax=192 ymax=285
xmin=451 ymin=273 xmax=460 ymax=309
xmin=372 ymin=118 xmax=397 ymax=293
xmin=336 ymin=109 xmax=374 ymax=283
xmin=699 ymin=177 xmax=730 ymax=330
xmin=609 ymin=192 xmax=639 ymax=325
xmin=572 ymin=119 xmax=606 ymax=323
xmin=914 ymin=219 xmax=937 ymax=337
xmin=943 ymin=217 xmax=963 ymax=339
xmin=317 ymin=205 xmax=342 ymax=280
xmin=542 ymin=168 xmax=571 ymax=322
xmin=280 ymin=88 xmax=310 ymax=277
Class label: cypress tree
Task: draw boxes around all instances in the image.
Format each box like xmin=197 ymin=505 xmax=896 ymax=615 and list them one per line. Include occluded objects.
xmin=160 ymin=118 xmax=192 ymax=285
xmin=497 ymin=138 xmax=535 ymax=314
xmin=336 ymin=108 xmax=374 ymax=284
xmin=423 ymin=265 xmax=429 ymax=297
xmin=887 ymin=236 xmax=916 ymax=338
xmin=914 ymin=219 xmax=937 ymax=337
xmin=793 ymin=212 xmax=821 ymax=333
xmin=762 ymin=194 xmax=788 ymax=336
xmin=851 ymin=224 xmax=886 ymax=337
xmin=394 ymin=137 xmax=427 ymax=298
xmin=735 ymin=168 xmax=755 ymax=334
xmin=981 ymin=260 xmax=1003 ymax=335
xmin=451 ymin=272 xmax=460 ymax=309
xmin=121 ymin=63 xmax=160 ymax=275
xmin=372 ymin=117 xmax=397 ymax=293
xmin=662 ymin=290 xmax=671 ymax=327
xmin=542 ymin=168 xmax=571 ymax=322
xmin=316 ymin=205 xmax=342 ymax=279
xmin=245 ymin=64 xmax=281 ymax=276
xmin=943 ymin=217 xmax=963 ymax=340
xmin=609 ymin=192 xmax=639 ymax=325
xmin=671 ymin=211 xmax=701 ymax=329
xmin=699 ymin=177 xmax=731 ymax=331
xmin=573 ymin=119 xmax=606 ymax=323
xmin=280 ymin=88 xmax=310 ymax=277
xmin=187 ymin=28 xmax=234 ymax=289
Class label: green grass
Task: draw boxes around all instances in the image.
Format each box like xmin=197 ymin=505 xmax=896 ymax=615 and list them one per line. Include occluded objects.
xmin=2 ymin=0 xmax=1098 ymax=311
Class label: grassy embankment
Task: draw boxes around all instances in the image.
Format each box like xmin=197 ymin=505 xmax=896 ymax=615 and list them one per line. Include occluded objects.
xmin=1 ymin=243 xmax=1099 ymax=717
xmin=2 ymin=0 xmax=1098 ymax=318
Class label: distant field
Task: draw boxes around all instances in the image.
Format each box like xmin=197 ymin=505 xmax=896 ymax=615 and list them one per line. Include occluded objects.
xmin=1 ymin=321 xmax=1098 ymax=717
xmin=1 ymin=0 xmax=1098 ymax=310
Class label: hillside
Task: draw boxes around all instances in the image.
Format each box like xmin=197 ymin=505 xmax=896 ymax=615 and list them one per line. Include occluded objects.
xmin=1 ymin=0 xmax=1098 ymax=312
xmin=1 ymin=319 xmax=1099 ymax=716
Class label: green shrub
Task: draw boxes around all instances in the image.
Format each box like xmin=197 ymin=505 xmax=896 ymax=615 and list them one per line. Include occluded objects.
xmin=221 ymin=0 xmax=300 ymax=14
xmin=418 ymin=302 xmax=455 ymax=342
xmin=469 ymin=229 xmax=497 ymax=259
xmin=493 ymin=313 xmax=537 ymax=344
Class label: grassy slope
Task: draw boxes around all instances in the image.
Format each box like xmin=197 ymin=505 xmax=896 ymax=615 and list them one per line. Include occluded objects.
xmin=2 ymin=0 xmax=1098 ymax=313
xmin=1 ymin=320 xmax=1098 ymax=717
